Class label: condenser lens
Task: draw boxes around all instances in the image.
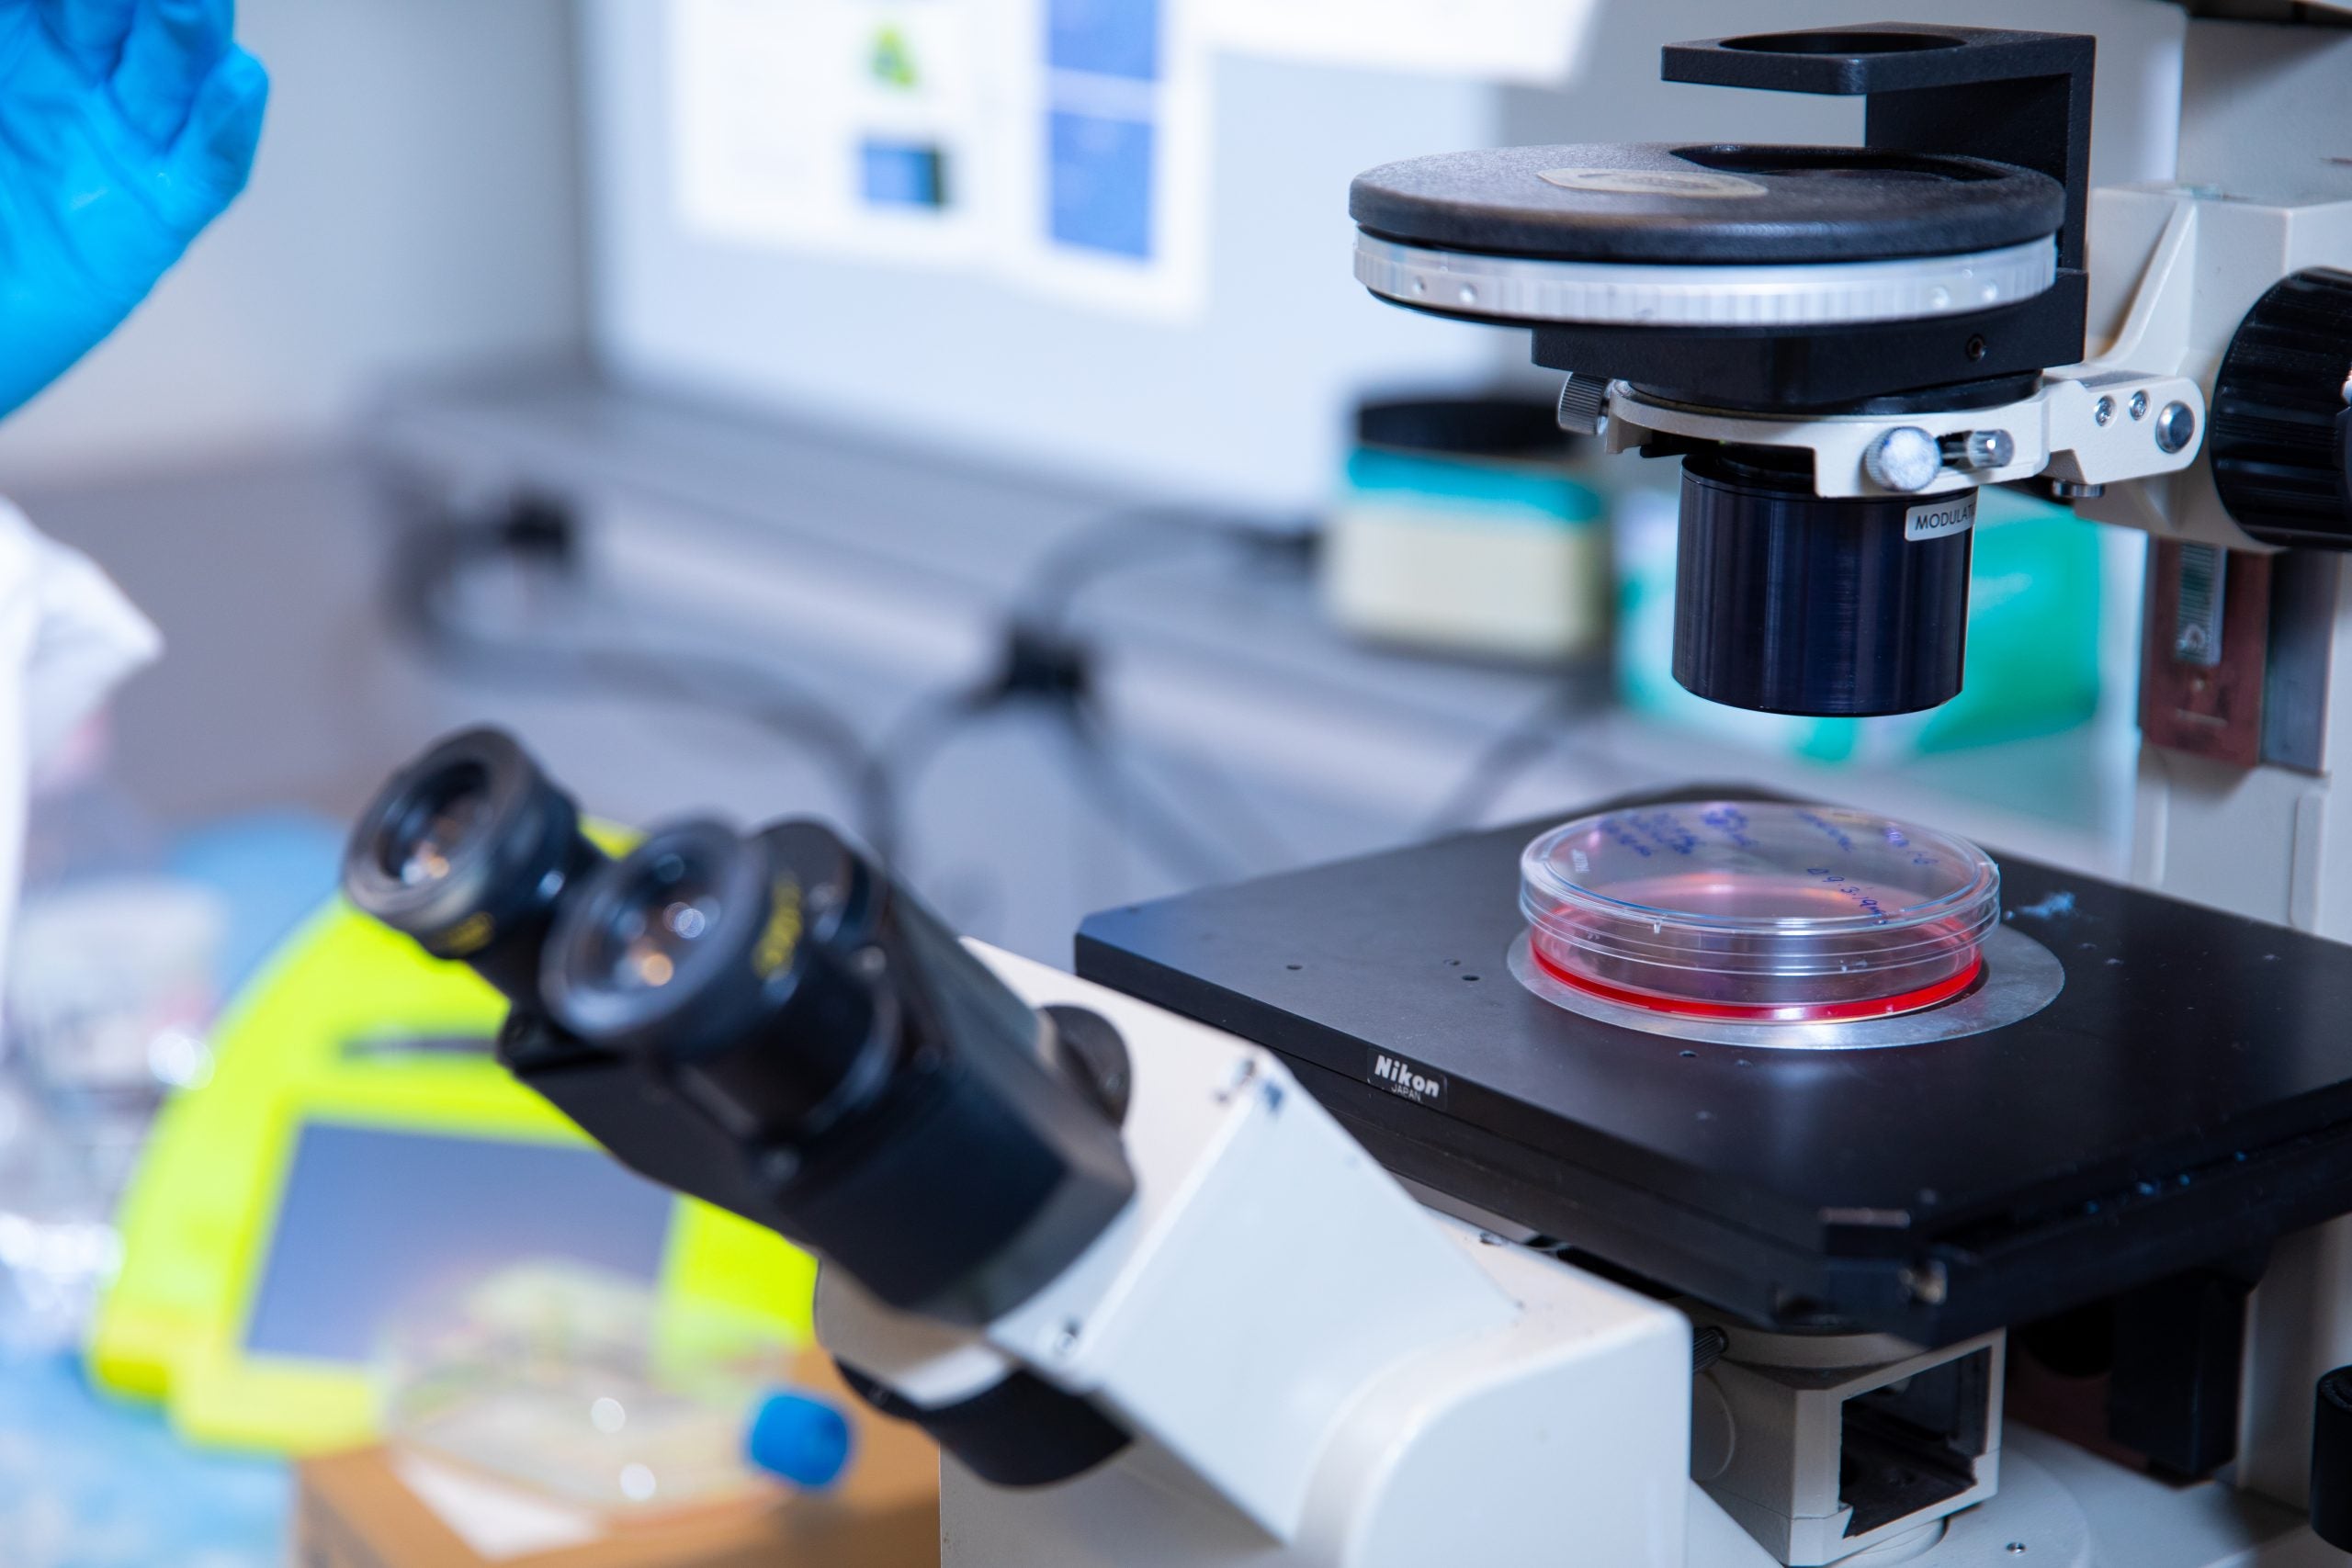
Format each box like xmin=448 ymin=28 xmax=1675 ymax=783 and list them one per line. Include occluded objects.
xmin=1674 ymin=446 xmax=1973 ymax=716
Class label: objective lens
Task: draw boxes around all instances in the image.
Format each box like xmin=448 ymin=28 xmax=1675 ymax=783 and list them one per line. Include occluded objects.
xmin=342 ymin=728 xmax=605 ymax=1005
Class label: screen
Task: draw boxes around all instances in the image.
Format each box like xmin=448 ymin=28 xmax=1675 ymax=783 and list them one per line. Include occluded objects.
xmin=243 ymin=1122 xmax=673 ymax=1363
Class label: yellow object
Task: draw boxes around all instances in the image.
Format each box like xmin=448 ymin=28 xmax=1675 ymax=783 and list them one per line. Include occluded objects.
xmin=88 ymin=886 xmax=815 ymax=1456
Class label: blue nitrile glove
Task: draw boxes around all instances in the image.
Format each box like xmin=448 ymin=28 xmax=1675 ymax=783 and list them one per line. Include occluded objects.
xmin=0 ymin=0 xmax=267 ymax=417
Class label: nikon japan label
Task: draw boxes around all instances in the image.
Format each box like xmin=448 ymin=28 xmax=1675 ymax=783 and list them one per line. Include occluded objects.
xmin=1903 ymin=491 xmax=1977 ymax=544
xmin=1366 ymin=1046 xmax=1449 ymax=1109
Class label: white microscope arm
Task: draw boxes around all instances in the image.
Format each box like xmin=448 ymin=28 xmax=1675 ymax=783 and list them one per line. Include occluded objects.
xmin=816 ymin=940 xmax=1707 ymax=1568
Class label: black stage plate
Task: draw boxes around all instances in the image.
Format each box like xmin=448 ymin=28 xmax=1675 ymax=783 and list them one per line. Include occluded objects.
xmin=1075 ymin=795 xmax=2352 ymax=1343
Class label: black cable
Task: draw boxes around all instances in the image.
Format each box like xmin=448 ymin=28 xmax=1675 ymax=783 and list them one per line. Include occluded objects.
xmin=1137 ymin=728 xmax=1296 ymax=871
xmin=854 ymin=684 xmax=993 ymax=870
xmin=1419 ymin=681 xmax=1617 ymax=838
xmin=1056 ymin=697 xmax=1248 ymax=886
xmin=385 ymin=502 xmax=901 ymax=863
xmin=872 ymin=506 xmax=1312 ymax=887
xmin=1012 ymin=506 xmax=1287 ymax=637
xmin=1025 ymin=510 xmax=1315 ymax=873
xmin=391 ymin=488 xmax=1307 ymax=892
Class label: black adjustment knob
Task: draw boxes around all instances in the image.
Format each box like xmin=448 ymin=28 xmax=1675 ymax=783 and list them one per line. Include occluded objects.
xmin=2317 ymin=1366 xmax=2352 ymax=1551
xmin=2211 ymin=267 xmax=2352 ymax=550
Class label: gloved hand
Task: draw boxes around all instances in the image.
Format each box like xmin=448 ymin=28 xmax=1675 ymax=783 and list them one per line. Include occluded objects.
xmin=0 ymin=0 xmax=267 ymax=417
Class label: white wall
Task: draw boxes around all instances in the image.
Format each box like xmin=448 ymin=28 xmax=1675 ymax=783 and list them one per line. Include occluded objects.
xmin=1500 ymin=0 xmax=2182 ymax=187
xmin=582 ymin=0 xmax=1508 ymax=513
xmin=0 ymin=0 xmax=587 ymax=487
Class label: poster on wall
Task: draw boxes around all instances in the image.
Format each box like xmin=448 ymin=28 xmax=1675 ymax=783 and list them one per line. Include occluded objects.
xmin=669 ymin=0 xmax=1597 ymax=318
xmin=671 ymin=0 xmax=1209 ymax=318
xmin=1010 ymin=0 xmax=1209 ymax=316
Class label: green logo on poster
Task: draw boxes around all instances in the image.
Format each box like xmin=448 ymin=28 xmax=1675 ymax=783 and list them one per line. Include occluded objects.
xmin=871 ymin=26 xmax=918 ymax=89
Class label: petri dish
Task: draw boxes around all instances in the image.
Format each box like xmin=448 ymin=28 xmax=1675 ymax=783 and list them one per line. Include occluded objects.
xmin=1519 ymin=801 xmax=2001 ymax=1024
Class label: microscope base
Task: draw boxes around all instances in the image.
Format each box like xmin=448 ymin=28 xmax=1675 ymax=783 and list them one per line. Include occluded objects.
xmin=941 ymin=1425 xmax=2329 ymax=1568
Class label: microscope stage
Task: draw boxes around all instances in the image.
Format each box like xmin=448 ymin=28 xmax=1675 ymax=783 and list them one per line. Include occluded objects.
xmin=1076 ymin=797 xmax=2352 ymax=1342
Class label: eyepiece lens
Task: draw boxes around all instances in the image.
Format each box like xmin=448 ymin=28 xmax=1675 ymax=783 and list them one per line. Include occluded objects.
xmin=583 ymin=849 xmax=729 ymax=997
xmin=380 ymin=762 xmax=493 ymax=887
xmin=343 ymin=728 xmax=604 ymax=1007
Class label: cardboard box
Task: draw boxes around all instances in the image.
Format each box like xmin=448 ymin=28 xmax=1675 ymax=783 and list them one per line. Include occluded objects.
xmin=295 ymin=1355 xmax=938 ymax=1568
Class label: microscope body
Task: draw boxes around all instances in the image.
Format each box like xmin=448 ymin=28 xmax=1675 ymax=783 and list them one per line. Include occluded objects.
xmin=336 ymin=728 xmax=1705 ymax=1564
xmin=342 ymin=17 xmax=2352 ymax=1568
xmin=817 ymin=942 xmax=1699 ymax=1568
xmin=927 ymin=19 xmax=2352 ymax=1563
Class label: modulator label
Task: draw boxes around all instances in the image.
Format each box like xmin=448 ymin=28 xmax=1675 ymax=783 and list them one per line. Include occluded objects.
xmin=1904 ymin=491 xmax=1977 ymax=543
xmin=1366 ymin=1047 xmax=1450 ymax=1109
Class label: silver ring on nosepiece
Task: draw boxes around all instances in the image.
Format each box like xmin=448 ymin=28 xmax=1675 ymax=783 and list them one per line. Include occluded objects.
xmin=1354 ymin=232 xmax=2059 ymax=328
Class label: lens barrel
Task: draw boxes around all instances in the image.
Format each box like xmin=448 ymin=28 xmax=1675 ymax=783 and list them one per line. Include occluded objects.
xmin=1674 ymin=446 xmax=1974 ymax=717
xmin=539 ymin=817 xmax=1136 ymax=1326
xmin=342 ymin=728 xmax=606 ymax=1004
xmin=347 ymin=729 xmax=1138 ymax=1329
xmin=541 ymin=818 xmax=890 ymax=1141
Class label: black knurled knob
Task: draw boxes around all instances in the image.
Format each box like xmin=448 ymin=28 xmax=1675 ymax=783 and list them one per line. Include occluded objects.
xmin=2210 ymin=267 xmax=2352 ymax=550
xmin=2316 ymin=1365 xmax=2352 ymax=1551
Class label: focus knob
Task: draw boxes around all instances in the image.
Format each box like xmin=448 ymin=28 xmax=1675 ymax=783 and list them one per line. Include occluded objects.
xmin=2318 ymin=1366 xmax=2352 ymax=1551
xmin=2210 ymin=267 xmax=2352 ymax=548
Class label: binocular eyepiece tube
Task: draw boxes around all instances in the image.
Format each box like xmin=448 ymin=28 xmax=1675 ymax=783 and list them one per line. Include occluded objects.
xmin=342 ymin=727 xmax=1137 ymax=1329
xmin=343 ymin=728 xmax=608 ymax=1007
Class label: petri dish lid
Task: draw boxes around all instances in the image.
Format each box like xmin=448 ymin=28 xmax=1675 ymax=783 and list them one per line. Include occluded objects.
xmin=1520 ymin=801 xmax=2000 ymax=1021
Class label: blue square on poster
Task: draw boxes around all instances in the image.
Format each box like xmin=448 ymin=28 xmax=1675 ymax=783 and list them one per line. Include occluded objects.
xmin=861 ymin=139 xmax=949 ymax=209
xmin=1048 ymin=111 xmax=1154 ymax=259
xmin=1048 ymin=0 xmax=1159 ymax=82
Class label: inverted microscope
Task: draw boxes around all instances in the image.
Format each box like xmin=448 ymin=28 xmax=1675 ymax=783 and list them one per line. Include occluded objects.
xmin=344 ymin=18 xmax=2352 ymax=1566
